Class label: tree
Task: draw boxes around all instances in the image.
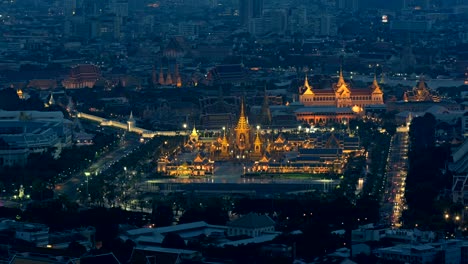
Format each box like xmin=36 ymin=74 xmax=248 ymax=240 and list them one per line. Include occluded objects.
xmin=66 ymin=241 xmax=87 ymax=257
xmin=0 ymin=88 xmax=21 ymax=110
xmin=161 ymin=232 xmax=186 ymax=249
xmin=151 ymin=204 xmax=174 ymax=227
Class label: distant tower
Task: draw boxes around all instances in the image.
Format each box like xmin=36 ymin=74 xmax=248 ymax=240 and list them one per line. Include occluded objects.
xmin=127 ymin=111 xmax=135 ymax=131
xmin=239 ymin=0 xmax=263 ymax=25
xmin=235 ymin=99 xmax=251 ymax=152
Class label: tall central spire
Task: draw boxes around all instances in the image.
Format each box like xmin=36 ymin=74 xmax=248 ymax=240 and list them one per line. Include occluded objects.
xmin=372 ymin=74 xmax=383 ymax=94
xmin=236 ymin=98 xmax=250 ymax=130
xmin=304 ymin=75 xmax=311 ymax=89
xmin=337 ymin=66 xmax=346 ymax=88
xmin=302 ymin=74 xmax=314 ymax=95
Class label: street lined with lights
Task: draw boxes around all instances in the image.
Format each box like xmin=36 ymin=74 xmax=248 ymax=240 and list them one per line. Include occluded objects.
xmin=381 ymin=128 xmax=409 ymax=227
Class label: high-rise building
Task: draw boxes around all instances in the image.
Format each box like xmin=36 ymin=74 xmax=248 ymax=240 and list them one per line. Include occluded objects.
xmin=337 ymin=0 xmax=359 ymax=12
xmin=239 ymin=0 xmax=263 ymax=25
xmin=109 ymin=0 xmax=129 ymax=17
xmin=319 ymin=15 xmax=337 ymax=36
xmin=248 ymin=9 xmax=287 ymax=36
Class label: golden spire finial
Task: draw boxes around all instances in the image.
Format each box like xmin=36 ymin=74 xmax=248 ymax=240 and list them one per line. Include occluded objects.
xmin=235 ymin=98 xmax=250 ymax=130
xmin=372 ymin=74 xmax=382 ymax=95
xmin=222 ymin=128 xmax=228 ymax=144
xmin=336 ymin=66 xmax=346 ymax=88
xmin=302 ymin=74 xmax=314 ymax=95
xmin=240 ymin=98 xmax=245 ymax=117
xmin=191 ymin=125 xmax=198 ymax=137
xmin=373 ymin=73 xmax=379 ymax=87
xmin=417 ymin=74 xmax=427 ymax=90
xmin=254 ymin=130 xmax=261 ymax=144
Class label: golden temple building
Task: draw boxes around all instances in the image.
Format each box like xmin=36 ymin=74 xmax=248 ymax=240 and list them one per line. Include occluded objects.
xmin=299 ymin=69 xmax=384 ymax=110
xmin=403 ymin=76 xmax=440 ymax=102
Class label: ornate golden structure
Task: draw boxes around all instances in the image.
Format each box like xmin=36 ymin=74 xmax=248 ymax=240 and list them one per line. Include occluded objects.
xmin=235 ymin=99 xmax=251 ymax=152
xmin=403 ymin=76 xmax=440 ymax=102
xmin=299 ymin=68 xmax=384 ymax=110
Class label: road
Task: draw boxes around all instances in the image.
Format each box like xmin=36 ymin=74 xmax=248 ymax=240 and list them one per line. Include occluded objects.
xmin=381 ymin=129 xmax=409 ymax=227
xmin=54 ymin=135 xmax=142 ymax=202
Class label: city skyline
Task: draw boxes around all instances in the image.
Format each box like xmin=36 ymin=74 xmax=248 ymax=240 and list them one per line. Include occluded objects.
xmin=0 ymin=0 xmax=467 ymax=263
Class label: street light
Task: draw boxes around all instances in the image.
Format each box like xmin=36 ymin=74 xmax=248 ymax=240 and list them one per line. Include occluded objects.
xmin=84 ymin=172 xmax=91 ymax=203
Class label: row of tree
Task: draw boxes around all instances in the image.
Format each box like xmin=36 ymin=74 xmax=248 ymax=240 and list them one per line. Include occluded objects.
xmin=402 ymin=113 xmax=454 ymax=230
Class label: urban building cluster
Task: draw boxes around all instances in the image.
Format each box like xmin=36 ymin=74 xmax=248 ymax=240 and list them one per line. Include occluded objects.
xmin=0 ymin=0 xmax=468 ymax=263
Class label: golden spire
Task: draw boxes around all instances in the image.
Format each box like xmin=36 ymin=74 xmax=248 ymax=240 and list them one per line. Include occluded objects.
xmin=235 ymin=98 xmax=250 ymax=130
xmin=304 ymin=75 xmax=310 ymax=89
xmin=191 ymin=125 xmax=198 ymax=137
xmin=336 ymin=66 xmax=346 ymax=88
xmin=254 ymin=130 xmax=261 ymax=144
xmin=302 ymin=75 xmax=314 ymax=95
xmin=372 ymin=74 xmax=382 ymax=94
xmin=222 ymin=129 xmax=228 ymax=144
xmin=417 ymin=74 xmax=427 ymax=90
